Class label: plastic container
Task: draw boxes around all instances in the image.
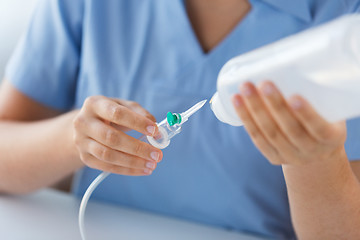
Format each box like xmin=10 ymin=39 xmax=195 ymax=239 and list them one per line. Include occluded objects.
xmin=210 ymin=14 xmax=360 ymax=126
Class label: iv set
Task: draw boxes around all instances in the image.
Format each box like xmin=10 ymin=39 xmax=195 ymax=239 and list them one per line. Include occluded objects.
xmin=79 ymin=100 xmax=207 ymax=240
xmin=146 ymin=100 xmax=208 ymax=149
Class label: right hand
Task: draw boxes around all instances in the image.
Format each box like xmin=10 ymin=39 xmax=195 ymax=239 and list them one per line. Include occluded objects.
xmin=73 ymin=96 xmax=163 ymax=176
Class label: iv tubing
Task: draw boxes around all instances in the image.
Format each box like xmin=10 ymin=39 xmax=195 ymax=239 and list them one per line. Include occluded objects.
xmin=79 ymin=171 xmax=110 ymax=240
xmin=78 ymin=100 xmax=206 ymax=240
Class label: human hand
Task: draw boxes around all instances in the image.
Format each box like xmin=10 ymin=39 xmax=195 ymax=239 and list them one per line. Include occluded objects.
xmin=232 ymin=81 xmax=347 ymax=166
xmin=73 ymin=96 xmax=163 ymax=175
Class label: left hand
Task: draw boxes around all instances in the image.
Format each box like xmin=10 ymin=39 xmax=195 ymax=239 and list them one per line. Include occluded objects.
xmin=232 ymin=81 xmax=347 ymax=166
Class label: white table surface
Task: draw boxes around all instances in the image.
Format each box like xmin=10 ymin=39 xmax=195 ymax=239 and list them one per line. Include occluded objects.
xmin=0 ymin=189 xmax=267 ymax=240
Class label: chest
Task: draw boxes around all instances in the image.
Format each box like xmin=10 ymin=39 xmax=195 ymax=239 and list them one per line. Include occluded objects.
xmin=185 ymin=0 xmax=252 ymax=53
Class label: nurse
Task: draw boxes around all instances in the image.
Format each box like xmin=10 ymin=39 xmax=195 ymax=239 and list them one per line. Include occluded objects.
xmin=0 ymin=0 xmax=360 ymax=239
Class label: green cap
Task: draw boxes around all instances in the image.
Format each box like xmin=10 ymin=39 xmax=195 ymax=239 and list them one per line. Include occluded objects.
xmin=167 ymin=112 xmax=182 ymax=126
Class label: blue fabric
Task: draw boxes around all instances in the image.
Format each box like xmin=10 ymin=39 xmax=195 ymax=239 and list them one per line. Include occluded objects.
xmin=5 ymin=0 xmax=360 ymax=238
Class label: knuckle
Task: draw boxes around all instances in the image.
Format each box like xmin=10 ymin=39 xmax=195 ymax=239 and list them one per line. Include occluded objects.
xmin=289 ymin=125 xmax=306 ymax=140
xmin=125 ymin=156 xmax=137 ymax=168
xmin=104 ymin=129 xmax=119 ymax=146
xmin=92 ymin=143 xmax=104 ymax=159
xmin=271 ymin=96 xmax=286 ymax=112
xmin=84 ymin=96 xmax=98 ymax=108
xmin=110 ymin=106 xmax=124 ymax=122
xmin=250 ymin=102 xmax=262 ymax=114
xmin=132 ymin=114 xmax=143 ymax=128
xmin=99 ymin=146 xmax=111 ymax=162
xmin=133 ymin=142 xmax=143 ymax=156
xmin=130 ymin=158 xmax=145 ymax=169
xmin=265 ymin=127 xmax=278 ymax=141
xmin=73 ymin=115 xmax=85 ymax=130
xmin=291 ymin=127 xmax=304 ymax=138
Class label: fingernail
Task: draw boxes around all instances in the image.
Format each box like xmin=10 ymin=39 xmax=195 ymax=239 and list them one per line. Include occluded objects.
xmin=144 ymin=168 xmax=153 ymax=175
xmin=154 ymin=132 xmax=162 ymax=140
xmin=146 ymin=125 xmax=156 ymax=136
xmin=261 ymin=83 xmax=274 ymax=96
xmin=290 ymin=97 xmax=303 ymax=110
xmin=146 ymin=162 xmax=156 ymax=169
xmin=241 ymin=84 xmax=252 ymax=96
xmin=232 ymin=95 xmax=242 ymax=107
xmin=151 ymin=151 xmax=160 ymax=162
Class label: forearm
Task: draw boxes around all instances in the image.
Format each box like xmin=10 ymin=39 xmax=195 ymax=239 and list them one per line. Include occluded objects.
xmin=0 ymin=111 xmax=83 ymax=194
xmin=283 ymin=147 xmax=360 ymax=239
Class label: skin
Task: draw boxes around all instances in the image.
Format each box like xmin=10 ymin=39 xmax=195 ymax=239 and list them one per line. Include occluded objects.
xmin=232 ymin=81 xmax=360 ymax=239
xmin=186 ymin=0 xmax=251 ymax=53
xmin=0 ymin=80 xmax=163 ymax=193
xmin=73 ymin=96 xmax=163 ymax=175
xmin=0 ymin=0 xmax=359 ymax=238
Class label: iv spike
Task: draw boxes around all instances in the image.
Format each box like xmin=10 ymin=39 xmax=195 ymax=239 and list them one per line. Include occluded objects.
xmin=167 ymin=100 xmax=207 ymax=126
xmin=181 ymin=100 xmax=207 ymax=120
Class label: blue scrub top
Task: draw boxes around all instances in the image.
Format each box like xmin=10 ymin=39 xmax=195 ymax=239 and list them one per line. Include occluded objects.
xmin=6 ymin=0 xmax=360 ymax=238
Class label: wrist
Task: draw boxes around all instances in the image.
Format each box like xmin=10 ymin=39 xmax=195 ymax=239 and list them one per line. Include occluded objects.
xmin=282 ymin=146 xmax=352 ymax=194
xmin=58 ymin=110 xmax=84 ymax=168
xmin=284 ymin=145 xmax=347 ymax=170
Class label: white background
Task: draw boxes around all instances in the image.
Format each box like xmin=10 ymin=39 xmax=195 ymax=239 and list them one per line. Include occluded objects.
xmin=0 ymin=0 xmax=39 ymax=80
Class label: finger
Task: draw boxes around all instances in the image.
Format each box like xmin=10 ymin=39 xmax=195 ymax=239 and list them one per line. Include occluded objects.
xmin=79 ymin=118 xmax=163 ymax=162
xmin=84 ymin=96 xmax=158 ymax=137
xmin=288 ymin=95 xmax=344 ymax=143
xmin=81 ymin=138 xmax=157 ymax=170
xmin=258 ymin=81 xmax=317 ymax=151
xmin=80 ymin=153 xmax=153 ymax=176
xmin=240 ymin=82 xmax=298 ymax=156
xmin=112 ymin=99 xmax=157 ymax=122
xmin=232 ymin=94 xmax=284 ymax=165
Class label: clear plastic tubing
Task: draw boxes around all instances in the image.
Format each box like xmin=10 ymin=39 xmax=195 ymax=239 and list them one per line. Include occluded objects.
xmin=210 ymin=14 xmax=360 ymax=126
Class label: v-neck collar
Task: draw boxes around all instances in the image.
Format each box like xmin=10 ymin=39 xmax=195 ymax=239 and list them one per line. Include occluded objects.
xmin=177 ymin=0 xmax=255 ymax=60
xmin=261 ymin=0 xmax=312 ymax=22
xmin=170 ymin=0 xmax=310 ymax=97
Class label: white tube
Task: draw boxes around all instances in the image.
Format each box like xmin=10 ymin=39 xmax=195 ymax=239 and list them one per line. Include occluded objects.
xmin=78 ymin=171 xmax=110 ymax=240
